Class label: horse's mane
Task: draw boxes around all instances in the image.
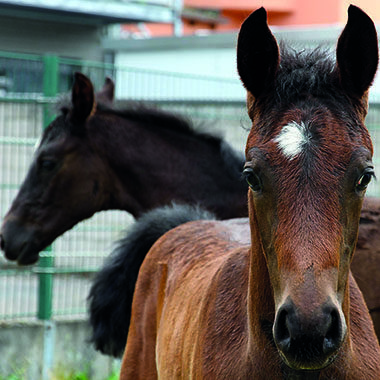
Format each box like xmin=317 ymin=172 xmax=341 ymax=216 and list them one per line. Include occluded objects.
xmin=57 ymin=98 xmax=245 ymax=179
xmin=101 ymin=102 xmax=217 ymax=143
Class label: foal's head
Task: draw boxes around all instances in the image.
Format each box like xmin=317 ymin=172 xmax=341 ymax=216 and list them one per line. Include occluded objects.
xmin=238 ymin=6 xmax=378 ymax=371
xmin=0 ymin=74 xmax=113 ymax=265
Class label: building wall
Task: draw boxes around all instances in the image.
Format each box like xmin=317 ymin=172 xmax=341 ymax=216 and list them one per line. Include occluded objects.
xmin=115 ymin=47 xmax=238 ymax=79
xmin=132 ymin=0 xmax=380 ymax=36
xmin=112 ymin=24 xmax=380 ymax=101
xmin=0 ymin=16 xmax=104 ymax=61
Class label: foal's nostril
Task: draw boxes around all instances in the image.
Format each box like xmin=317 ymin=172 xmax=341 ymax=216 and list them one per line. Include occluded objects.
xmin=323 ymin=306 xmax=343 ymax=354
xmin=273 ymin=298 xmax=345 ymax=369
xmin=273 ymin=304 xmax=292 ymax=353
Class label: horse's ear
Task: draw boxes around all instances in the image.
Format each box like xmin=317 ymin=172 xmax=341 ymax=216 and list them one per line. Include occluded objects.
xmin=237 ymin=7 xmax=279 ymax=99
xmin=336 ymin=5 xmax=379 ymax=98
xmin=71 ymin=72 xmax=95 ymax=124
xmin=96 ymin=77 xmax=115 ymax=105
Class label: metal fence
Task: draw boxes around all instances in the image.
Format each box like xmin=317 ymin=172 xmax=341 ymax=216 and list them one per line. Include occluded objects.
xmin=0 ymin=50 xmax=380 ymax=323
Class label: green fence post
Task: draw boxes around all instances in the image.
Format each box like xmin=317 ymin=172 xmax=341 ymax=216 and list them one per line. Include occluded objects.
xmin=42 ymin=55 xmax=59 ymax=127
xmin=37 ymin=54 xmax=59 ymax=321
xmin=38 ymin=249 xmax=54 ymax=320
xmin=38 ymin=54 xmax=59 ymax=380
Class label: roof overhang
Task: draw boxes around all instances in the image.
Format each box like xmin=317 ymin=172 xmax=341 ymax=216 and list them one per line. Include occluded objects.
xmin=0 ymin=0 xmax=174 ymax=25
xmin=102 ymin=31 xmax=237 ymax=52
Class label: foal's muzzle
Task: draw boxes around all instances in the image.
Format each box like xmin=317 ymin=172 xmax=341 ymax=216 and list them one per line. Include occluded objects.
xmin=273 ymin=297 xmax=346 ymax=370
xmin=0 ymin=219 xmax=40 ymax=265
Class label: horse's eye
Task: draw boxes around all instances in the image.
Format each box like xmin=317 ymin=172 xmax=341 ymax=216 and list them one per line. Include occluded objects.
xmin=40 ymin=159 xmax=57 ymax=171
xmin=243 ymin=167 xmax=262 ymax=192
xmin=356 ymin=169 xmax=375 ymax=192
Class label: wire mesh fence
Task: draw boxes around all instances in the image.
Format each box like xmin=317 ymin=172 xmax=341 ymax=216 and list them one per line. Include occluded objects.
xmin=0 ymin=49 xmax=380 ymax=322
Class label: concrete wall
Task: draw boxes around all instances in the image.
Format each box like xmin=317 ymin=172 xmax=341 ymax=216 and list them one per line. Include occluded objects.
xmin=0 ymin=16 xmax=104 ymax=61
xmin=0 ymin=319 xmax=120 ymax=379
xmin=108 ymin=24 xmax=380 ymax=101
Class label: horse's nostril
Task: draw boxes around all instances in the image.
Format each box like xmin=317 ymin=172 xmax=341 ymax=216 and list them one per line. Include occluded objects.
xmin=323 ymin=307 xmax=343 ymax=354
xmin=273 ymin=298 xmax=345 ymax=370
xmin=273 ymin=304 xmax=291 ymax=353
xmin=0 ymin=234 xmax=4 ymax=251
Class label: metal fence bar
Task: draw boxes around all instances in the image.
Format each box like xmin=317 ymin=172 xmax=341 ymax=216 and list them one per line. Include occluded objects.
xmin=38 ymin=54 xmax=60 ymax=380
xmin=37 ymin=55 xmax=59 ymax=322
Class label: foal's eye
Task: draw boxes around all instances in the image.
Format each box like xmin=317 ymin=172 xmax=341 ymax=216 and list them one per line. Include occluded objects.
xmin=356 ymin=169 xmax=375 ymax=192
xmin=243 ymin=167 xmax=262 ymax=192
xmin=39 ymin=159 xmax=57 ymax=172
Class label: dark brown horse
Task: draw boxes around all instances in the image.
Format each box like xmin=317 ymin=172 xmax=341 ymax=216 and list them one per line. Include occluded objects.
xmin=120 ymin=6 xmax=380 ymax=378
xmin=0 ymin=73 xmax=247 ymax=265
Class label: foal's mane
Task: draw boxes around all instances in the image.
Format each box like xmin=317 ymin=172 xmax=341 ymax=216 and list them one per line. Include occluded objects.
xmin=275 ymin=44 xmax=337 ymax=103
xmin=100 ymin=101 xmax=217 ymax=143
xmin=57 ymin=98 xmax=245 ymax=178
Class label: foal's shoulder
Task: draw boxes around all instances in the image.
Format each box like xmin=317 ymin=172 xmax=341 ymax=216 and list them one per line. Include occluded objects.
xmin=162 ymin=217 xmax=250 ymax=249
xmin=147 ymin=218 xmax=251 ymax=269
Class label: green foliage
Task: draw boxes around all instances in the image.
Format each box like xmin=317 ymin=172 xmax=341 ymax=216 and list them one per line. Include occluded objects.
xmin=0 ymin=375 xmax=24 ymax=380
xmin=106 ymin=371 xmax=119 ymax=380
xmin=71 ymin=372 xmax=88 ymax=380
xmin=51 ymin=367 xmax=119 ymax=380
xmin=0 ymin=367 xmax=25 ymax=380
xmin=0 ymin=366 xmax=119 ymax=380
xmin=50 ymin=366 xmax=88 ymax=380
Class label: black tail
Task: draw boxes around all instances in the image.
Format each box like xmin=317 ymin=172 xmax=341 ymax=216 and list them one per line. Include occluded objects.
xmin=88 ymin=203 xmax=215 ymax=357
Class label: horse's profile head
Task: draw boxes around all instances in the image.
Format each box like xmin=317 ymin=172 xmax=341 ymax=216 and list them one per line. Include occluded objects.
xmin=0 ymin=74 xmax=113 ymax=265
xmin=238 ymin=6 xmax=378 ymax=371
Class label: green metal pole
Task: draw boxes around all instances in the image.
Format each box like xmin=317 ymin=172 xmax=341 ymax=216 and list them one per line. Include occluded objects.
xmin=42 ymin=55 xmax=59 ymax=127
xmin=38 ymin=54 xmax=59 ymax=321
xmin=39 ymin=54 xmax=59 ymax=380
xmin=37 ymin=251 xmax=54 ymax=320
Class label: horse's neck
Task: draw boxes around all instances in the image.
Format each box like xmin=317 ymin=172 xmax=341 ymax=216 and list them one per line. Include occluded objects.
xmin=92 ymin=115 xmax=248 ymax=218
xmin=90 ymin=120 xmax=146 ymax=217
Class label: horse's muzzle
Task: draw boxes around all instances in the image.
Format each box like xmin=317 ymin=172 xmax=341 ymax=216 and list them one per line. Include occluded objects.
xmin=273 ymin=297 xmax=346 ymax=370
xmin=0 ymin=219 xmax=40 ymax=265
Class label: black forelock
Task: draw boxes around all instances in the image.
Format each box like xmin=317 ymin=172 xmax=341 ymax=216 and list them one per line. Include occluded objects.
xmin=274 ymin=44 xmax=338 ymax=104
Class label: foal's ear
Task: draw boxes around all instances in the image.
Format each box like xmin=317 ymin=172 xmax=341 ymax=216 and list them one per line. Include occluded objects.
xmin=237 ymin=7 xmax=279 ymax=98
xmin=71 ymin=72 xmax=95 ymax=124
xmin=336 ymin=5 xmax=379 ymax=98
xmin=96 ymin=77 xmax=115 ymax=105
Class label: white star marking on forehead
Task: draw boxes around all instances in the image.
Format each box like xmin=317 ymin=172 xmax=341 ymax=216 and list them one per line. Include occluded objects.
xmin=274 ymin=121 xmax=310 ymax=160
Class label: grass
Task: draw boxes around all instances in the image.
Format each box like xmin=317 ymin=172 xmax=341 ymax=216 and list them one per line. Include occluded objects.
xmin=0 ymin=371 xmax=119 ymax=380
xmin=0 ymin=367 xmax=25 ymax=380
xmin=0 ymin=360 xmax=119 ymax=380
xmin=51 ymin=369 xmax=119 ymax=380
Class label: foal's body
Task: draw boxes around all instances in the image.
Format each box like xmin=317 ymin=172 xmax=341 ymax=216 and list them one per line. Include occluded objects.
xmin=121 ymin=5 xmax=380 ymax=379
xmin=123 ymin=220 xmax=378 ymax=379
xmin=89 ymin=196 xmax=380 ymax=358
